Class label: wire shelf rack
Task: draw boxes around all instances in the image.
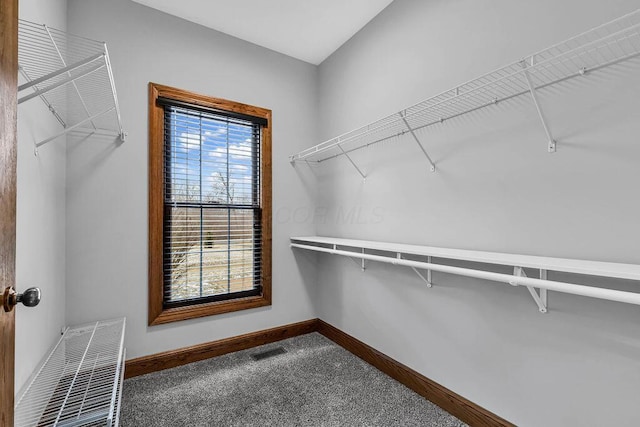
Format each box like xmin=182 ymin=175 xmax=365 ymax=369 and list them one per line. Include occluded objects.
xmin=18 ymin=19 xmax=125 ymax=150
xmin=291 ymin=236 xmax=640 ymax=314
xmin=289 ymin=9 xmax=640 ymax=174
xmin=15 ymin=318 xmax=126 ymax=427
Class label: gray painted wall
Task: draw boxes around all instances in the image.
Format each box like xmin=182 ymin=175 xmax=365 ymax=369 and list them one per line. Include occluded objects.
xmin=15 ymin=0 xmax=68 ymax=394
xmin=64 ymin=0 xmax=318 ymax=359
xmin=314 ymin=0 xmax=640 ymax=425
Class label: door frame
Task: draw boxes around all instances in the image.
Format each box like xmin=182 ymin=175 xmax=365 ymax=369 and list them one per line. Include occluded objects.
xmin=0 ymin=0 xmax=19 ymax=424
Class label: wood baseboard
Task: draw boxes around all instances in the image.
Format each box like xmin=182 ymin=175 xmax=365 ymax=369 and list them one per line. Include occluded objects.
xmin=125 ymin=317 xmax=512 ymax=426
xmin=316 ymin=320 xmax=514 ymax=427
xmin=125 ymin=319 xmax=318 ymax=378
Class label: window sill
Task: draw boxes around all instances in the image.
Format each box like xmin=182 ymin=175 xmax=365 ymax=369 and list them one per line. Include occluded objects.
xmin=148 ymin=293 xmax=271 ymax=326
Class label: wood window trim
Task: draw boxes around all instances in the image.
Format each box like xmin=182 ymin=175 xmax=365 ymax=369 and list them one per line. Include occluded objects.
xmin=148 ymin=82 xmax=272 ymax=326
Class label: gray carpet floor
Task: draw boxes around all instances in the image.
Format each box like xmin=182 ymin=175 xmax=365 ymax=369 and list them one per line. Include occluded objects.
xmin=120 ymin=333 xmax=467 ymax=426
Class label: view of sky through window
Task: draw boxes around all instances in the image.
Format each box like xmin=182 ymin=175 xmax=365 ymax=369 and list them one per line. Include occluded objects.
xmin=168 ymin=107 xmax=256 ymax=205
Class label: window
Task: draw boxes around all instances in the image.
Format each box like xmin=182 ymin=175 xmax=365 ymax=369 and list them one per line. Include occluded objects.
xmin=148 ymin=83 xmax=271 ymax=325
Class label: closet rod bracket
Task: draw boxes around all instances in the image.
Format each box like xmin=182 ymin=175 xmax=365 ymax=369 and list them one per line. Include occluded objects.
xmin=513 ymin=266 xmax=548 ymax=313
xmin=411 ymin=266 xmax=433 ymax=288
xmin=346 ymin=249 xmax=367 ymax=271
xmin=399 ymin=253 xmax=432 ymax=287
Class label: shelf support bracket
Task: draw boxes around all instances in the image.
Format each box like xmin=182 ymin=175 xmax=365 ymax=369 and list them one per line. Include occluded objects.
xmin=513 ymin=266 xmax=548 ymax=313
xmin=35 ymin=106 xmax=116 ymax=148
xmin=349 ymin=257 xmax=362 ymax=269
xmin=399 ymin=112 xmax=436 ymax=172
xmin=522 ymin=57 xmax=557 ymax=153
xmin=103 ymin=44 xmax=126 ymax=141
xmin=338 ymin=145 xmax=366 ymax=181
xmin=539 ymin=269 xmax=549 ymax=309
xmin=399 ymin=253 xmax=432 ymax=288
xmin=411 ymin=266 xmax=433 ymax=288
xmin=347 ymin=249 xmax=367 ymax=271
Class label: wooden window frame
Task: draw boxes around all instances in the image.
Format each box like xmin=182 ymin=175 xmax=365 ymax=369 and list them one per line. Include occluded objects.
xmin=148 ymin=83 xmax=272 ymax=326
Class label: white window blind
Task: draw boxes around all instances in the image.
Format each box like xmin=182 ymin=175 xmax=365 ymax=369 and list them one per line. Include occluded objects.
xmin=161 ymin=101 xmax=263 ymax=307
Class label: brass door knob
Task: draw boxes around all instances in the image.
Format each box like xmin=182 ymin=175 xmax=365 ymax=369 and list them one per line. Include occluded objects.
xmin=2 ymin=287 xmax=41 ymax=312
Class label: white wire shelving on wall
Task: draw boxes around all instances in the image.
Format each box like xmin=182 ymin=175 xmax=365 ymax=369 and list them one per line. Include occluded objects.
xmin=291 ymin=237 xmax=640 ymax=314
xmin=288 ymin=9 xmax=640 ymax=178
xmin=14 ymin=318 xmax=126 ymax=427
xmin=18 ymin=19 xmax=126 ymax=152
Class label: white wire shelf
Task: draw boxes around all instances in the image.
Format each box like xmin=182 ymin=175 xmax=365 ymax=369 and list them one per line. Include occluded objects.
xmin=18 ymin=19 xmax=125 ymax=151
xmin=291 ymin=236 xmax=640 ymax=314
xmin=289 ymin=9 xmax=640 ymax=176
xmin=15 ymin=318 xmax=126 ymax=427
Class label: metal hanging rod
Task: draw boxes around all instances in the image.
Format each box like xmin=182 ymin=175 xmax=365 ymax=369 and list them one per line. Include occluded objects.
xmin=289 ymin=8 xmax=640 ymax=169
xmin=18 ymin=59 xmax=106 ymax=105
xmin=291 ymin=237 xmax=640 ymax=313
xmin=17 ymin=19 xmax=126 ymax=151
xmin=18 ymin=53 xmax=105 ymax=94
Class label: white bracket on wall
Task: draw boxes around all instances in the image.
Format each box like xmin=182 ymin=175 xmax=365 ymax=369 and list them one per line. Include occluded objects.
xmin=399 ymin=111 xmax=436 ymax=172
xmin=397 ymin=253 xmax=433 ymax=288
xmin=339 ymin=245 xmax=367 ymax=271
xmin=522 ymin=56 xmax=557 ymax=153
xmin=411 ymin=266 xmax=433 ymax=288
xmin=511 ymin=266 xmax=548 ymax=313
xmin=349 ymin=257 xmax=361 ymax=269
xmin=349 ymin=250 xmax=367 ymax=272
xmin=338 ymin=145 xmax=366 ymax=181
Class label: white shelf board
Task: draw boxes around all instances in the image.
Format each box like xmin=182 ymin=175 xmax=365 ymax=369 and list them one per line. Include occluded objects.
xmin=290 ymin=236 xmax=640 ymax=282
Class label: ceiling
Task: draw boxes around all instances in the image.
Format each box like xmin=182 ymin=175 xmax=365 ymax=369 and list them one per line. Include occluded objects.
xmin=131 ymin=0 xmax=394 ymax=65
